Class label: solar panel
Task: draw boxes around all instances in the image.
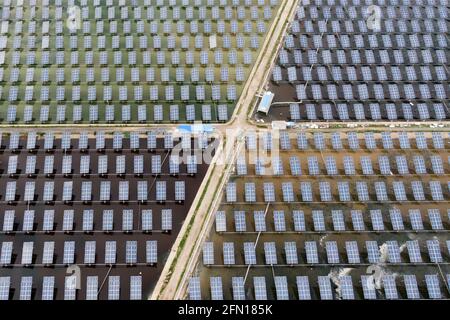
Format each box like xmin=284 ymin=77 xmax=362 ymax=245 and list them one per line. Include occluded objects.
xmin=210 ymin=277 xmax=223 ymax=300
xmin=383 ymin=275 xmax=398 ymax=300
xmin=188 ymin=277 xmax=201 ymax=300
xmin=62 ymin=210 xmax=74 ymax=232
xmin=234 ymin=211 xmax=246 ymax=232
xmin=19 ymin=277 xmax=32 ymax=301
xmin=326 ymin=241 xmax=340 ymax=264
xmin=425 ymin=274 xmax=442 ymax=299
xmin=122 ymin=210 xmax=134 ymax=232
xmin=406 ymin=240 xmax=422 ymax=263
xmin=374 ymin=182 xmax=388 ymax=201
xmin=215 ymin=211 xmax=226 ymax=232
xmin=0 ymin=242 xmax=12 ymax=265
xmin=129 ymin=276 xmax=142 ymax=301
xmin=366 ymin=241 xmax=380 ymax=264
xmin=409 ymin=209 xmax=424 ymax=230
xmin=108 ymin=276 xmax=120 ymax=300
xmin=431 ymin=132 xmax=444 ymax=149
xmin=427 ymin=240 xmax=443 ymax=263
xmin=305 ymin=241 xmax=319 ymax=264
xmin=7 ymin=155 xmax=18 ymax=175
xmin=42 ymin=241 xmax=54 ymax=265
xmin=411 ymin=181 xmax=425 ymax=201
xmin=307 ymin=156 xmax=320 ymax=175
xmin=203 ymin=242 xmax=214 ymax=265
xmin=22 ymin=210 xmax=34 ymax=232
xmin=24 ymin=181 xmax=35 ymax=202
xmin=102 ymin=210 xmax=114 ymax=232
xmin=428 ymin=209 xmax=444 ymax=230
xmin=386 ymin=241 xmax=401 ymax=263
xmin=281 ymin=182 xmax=294 ymax=202
xmin=340 ymin=276 xmax=355 ymax=300
xmin=429 ymin=181 xmax=444 ymax=201
xmin=347 ymin=132 xmax=360 ymax=150
xmin=253 ymin=277 xmax=267 ymax=300
xmin=361 ymin=156 xmax=374 ymax=175
xmin=125 ymin=241 xmax=137 ymax=264
xmin=105 ymin=241 xmax=117 ymax=265
xmin=312 ymin=210 xmax=326 ymax=231
xmin=296 ymin=276 xmax=311 ymax=300
xmin=84 ymin=241 xmax=96 ymax=265
xmin=318 ymin=276 xmax=333 ymax=300
xmin=161 ymin=209 xmax=172 ymax=231
xmin=143 ymin=240 xmax=157 ymax=265
xmin=230 ymin=277 xmax=245 ymax=301
xmin=262 ymin=242 xmax=277 ymax=265
xmin=244 ymin=182 xmax=256 ymax=202
xmin=361 ymin=275 xmax=377 ymax=300
xmin=274 ymin=276 xmax=289 ymax=300
xmin=292 ymin=210 xmax=306 ymax=231
xmin=63 ymin=241 xmax=75 ymax=265
xmin=223 ymin=242 xmax=236 ymax=265
xmin=403 ymin=275 xmax=420 ymax=299
xmin=273 ymin=211 xmax=286 ymax=232
xmin=42 ymin=276 xmax=55 ymax=300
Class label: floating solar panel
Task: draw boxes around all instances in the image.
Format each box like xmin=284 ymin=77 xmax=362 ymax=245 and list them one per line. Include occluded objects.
xmin=429 ymin=181 xmax=444 ymax=201
xmin=223 ymin=242 xmax=235 ymax=265
xmin=22 ymin=210 xmax=34 ymax=232
xmin=318 ymin=276 xmax=333 ymax=300
xmin=411 ymin=181 xmax=425 ymax=201
xmin=331 ymin=210 xmax=345 ymax=231
xmin=383 ymin=275 xmax=399 ymax=300
xmin=281 ymin=182 xmax=294 ymax=202
xmin=339 ymin=276 xmax=355 ymax=300
xmin=125 ymin=241 xmax=137 ymax=264
xmin=123 ymin=210 xmax=134 ymax=233
xmin=253 ymin=277 xmax=267 ymax=300
xmin=425 ymin=274 xmax=442 ymax=299
xmin=232 ymin=277 xmax=245 ymax=301
xmin=140 ymin=210 xmax=153 ymax=232
xmin=361 ymin=275 xmax=377 ymax=300
xmin=108 ymin=276 xmax=120 ymax=300
xmin=263 ymin=242 xmax=278 ymax=265
xmin=403 ymin=275 xmax=420 ymax=300
xmin=210 ymin=277 xmax=223 ymax=301
xmin=188 ymin=277 xmax=201 ymax=300
xmin=274 ymin=276 xmax=289 ymax=300
xmin=2 ymin=211 xmax=14 ymax=233
xmin=428 ymin=209 xmax=444 ymax=230
xmin=234 ymin=211 xmax=247 ymax=232
xmin=427 ymin=240 xmax=443 ymax=263
xmin=312 ymin=210 xmax=325 ymax=231
xmin=305 ymin=241 xmax=319 ymax=264
xmin=129 ymin=276 xmax=142 ymax=301
xmin=409 ymin=210 xmax=424 ymax=231
xmin=42 ymin=277 xmax=55 ymax=300
xmin=294 ymin=276 xmax=311 ymax=300
xmin=161 ymin=209 xmax=172 ymax=231
xmin=105 ymin=241 xmax=117 ymax=265
xmin=42 ymin=210 xmax=55 ymax=232
xmin=430 ymin=156 xmax=444 ymax=175
xmin=326 ymin=241 xmax=340 ymax=264
xmin=0 ymin=242 xmax=12 ymax=265
xmin=431 ymin=133 xmax=444 ymax=149
xmin=203 ymin=242 xmax=214 ymax=265
xmin=63 ymin=241 xmax=75 ymax=265
xmin=19 ymin=277 xmax=32 ymax=301
xmin=146 ymin=240 xmax=157 ymax=265
xmin=406 ymin=240 xmax=422 ymax=263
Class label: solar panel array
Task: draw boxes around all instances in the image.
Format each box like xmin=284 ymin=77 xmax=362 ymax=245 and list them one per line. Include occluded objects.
xmin=268 ymin=0 xmax=449 ymax=121
xmin=0 ymin=0 xmax=282 ymax=123
xmin=192 ymin=130 xmax=450 ymax=299
xmin=0 ymin=130 xmax=213 ymax=299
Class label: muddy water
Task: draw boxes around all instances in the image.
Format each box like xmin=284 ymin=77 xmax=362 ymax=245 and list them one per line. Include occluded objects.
xmin=194 ymin=135 xmax=450 ymax=300
xmin=0 ymin=137 xmax=213 ymax=300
